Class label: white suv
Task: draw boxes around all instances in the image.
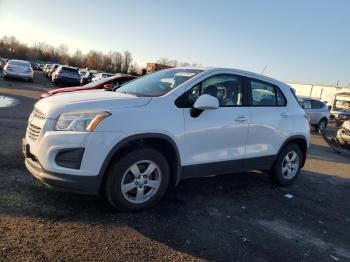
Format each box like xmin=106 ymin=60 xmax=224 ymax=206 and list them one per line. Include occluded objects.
xmin=23 ymin=68 xmax=310 ymax=211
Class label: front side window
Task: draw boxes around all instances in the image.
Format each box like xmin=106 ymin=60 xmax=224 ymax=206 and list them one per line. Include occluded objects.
xmin=117 ymin=68 xmax=203 ymax=97
xmin=249 ymin=80 xmax=286 ymax=106
xmin=176 ymin=74 xmax=243 ymax=108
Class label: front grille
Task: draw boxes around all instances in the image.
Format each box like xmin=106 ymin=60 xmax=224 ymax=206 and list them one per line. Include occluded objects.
xmin=27 ymin=123 xmax=41 ymax=141
xmin=32 ymin=108 xmax=46 ymax=120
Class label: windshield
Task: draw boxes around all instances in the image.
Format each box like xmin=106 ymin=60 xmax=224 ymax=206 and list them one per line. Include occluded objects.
xmin=116 ymin=68 xmax=203 ymax=97
xmin=84 ymin=76 xmax=114 ymax=87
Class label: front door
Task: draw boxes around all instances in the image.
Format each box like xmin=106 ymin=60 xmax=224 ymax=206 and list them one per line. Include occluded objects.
xmin=178 ymin=74 xmax=250 ymax=177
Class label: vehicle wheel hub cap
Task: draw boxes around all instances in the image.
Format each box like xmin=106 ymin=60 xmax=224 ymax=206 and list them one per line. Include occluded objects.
xmin=121 ymin=160 xmax=161 ymax=204
xmin=281 ymin=151 xmax=300 ymax=179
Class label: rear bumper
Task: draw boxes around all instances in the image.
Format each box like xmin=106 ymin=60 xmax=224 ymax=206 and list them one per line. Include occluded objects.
xmin=25 ymin=157 xmax=101 ymax=195
xmin=4 ymin=71 xmax=33 ymax=79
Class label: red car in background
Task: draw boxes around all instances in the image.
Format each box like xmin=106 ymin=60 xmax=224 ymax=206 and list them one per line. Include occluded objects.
xmin=40 ymin=73 xmax=137 ymax=99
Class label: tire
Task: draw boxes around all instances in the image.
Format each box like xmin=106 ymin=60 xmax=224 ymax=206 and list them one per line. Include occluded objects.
xmin=104 ymin=147 xmax=170 ymax=211
xmin=28 ymin=78 xmax=33 ymax=83
xmin=269 ymin=144 xmax=302 ymax=186
xmin=316 ymin=118 xmax=327 ymax=131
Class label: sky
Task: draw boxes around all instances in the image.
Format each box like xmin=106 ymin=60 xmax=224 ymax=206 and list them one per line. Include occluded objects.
xmin=0 ymin=0 xmax=349 ymax=86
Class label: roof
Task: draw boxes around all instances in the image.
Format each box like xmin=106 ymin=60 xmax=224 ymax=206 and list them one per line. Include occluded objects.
xmin=170 ymin=66 xmax=288 ymax=87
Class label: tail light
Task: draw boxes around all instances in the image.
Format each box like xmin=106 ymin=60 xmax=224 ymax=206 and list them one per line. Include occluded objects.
xmin=26 ymin=68 xmax=32 ymax=73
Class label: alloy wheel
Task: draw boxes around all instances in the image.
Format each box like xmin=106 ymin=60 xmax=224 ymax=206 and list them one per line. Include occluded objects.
xmin=281 ymin=151 xmax=300 ymax=179
xmin=120 ymin=160 xmax=161 ymax=204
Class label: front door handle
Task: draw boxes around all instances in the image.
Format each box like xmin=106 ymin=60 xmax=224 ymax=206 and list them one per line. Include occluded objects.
xmin=235 ymin=116 xmax=248 ymax=122
xmin=280 ymin=112 xmax=289 ymax=118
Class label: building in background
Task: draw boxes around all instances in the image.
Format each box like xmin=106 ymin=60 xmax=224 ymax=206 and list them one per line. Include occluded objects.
xmin=288 ymin=82 xmax=350 ymax=105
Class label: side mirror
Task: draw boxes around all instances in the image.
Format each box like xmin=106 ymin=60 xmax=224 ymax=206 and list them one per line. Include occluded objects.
xmin=103 ymin=83 xmax=113 ymax=91
xmin=191 ymin=94 xmax=219 ymax=117
xmin=301 ymin=104 xmax=305 ymax=109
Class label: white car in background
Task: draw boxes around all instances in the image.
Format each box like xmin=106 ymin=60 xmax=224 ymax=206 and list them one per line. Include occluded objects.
xmin=3 ymin=59 xmax=34 ymax=82
xmin=298 ymin=97 xmax=330 ymax=131
xmin=91 ymin=72 xmax=114 ymax=82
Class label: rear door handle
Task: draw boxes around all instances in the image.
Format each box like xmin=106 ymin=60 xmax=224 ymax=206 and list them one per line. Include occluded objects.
xmin=235 ymin=116 xmax=248 ymax=122
xmin=280 ymin=112 xmax=289 ymax=118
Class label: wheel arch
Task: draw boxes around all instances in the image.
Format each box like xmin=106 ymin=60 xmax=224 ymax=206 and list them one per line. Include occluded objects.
xmin=99 ymin=133 xmax=182 ymax=191
xmin=277 ymin=135 xmax=308 ymax=167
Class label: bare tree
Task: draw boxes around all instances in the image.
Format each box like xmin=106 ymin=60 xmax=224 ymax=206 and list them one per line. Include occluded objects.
xmin=56 ymin=43 xmax=69 ymax=64
xmin=111 ymin=51 xmax=123 ymax=72
xmin=122 ymin=50 xmax=132 ymax=73
xmin=70 ymin=49 xmax=83 ymax=67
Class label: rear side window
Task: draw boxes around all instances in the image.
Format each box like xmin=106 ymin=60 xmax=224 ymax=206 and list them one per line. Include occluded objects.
xmin=302 ymin=100 xmax=312 ymax=109
xmin=249 ymin=79 xmax=286 ymax=106
xmin=311 ymin=100 xmax=324 ymax=109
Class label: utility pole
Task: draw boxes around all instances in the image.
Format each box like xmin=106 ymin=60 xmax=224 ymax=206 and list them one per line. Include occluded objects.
xmin=261 ymin=65 xmax=267 ymax=75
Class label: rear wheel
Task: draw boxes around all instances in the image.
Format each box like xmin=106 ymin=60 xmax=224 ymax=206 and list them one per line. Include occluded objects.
xmin=270 ymin=144 xmax=302 ymax=186
xmin=316 ymin=118 xmax=327 ymax=131
xmin=104 ymin=147 xmax=170 ymax=211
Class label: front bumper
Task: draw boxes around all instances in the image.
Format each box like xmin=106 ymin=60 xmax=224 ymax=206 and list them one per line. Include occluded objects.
xmin=24 ymin=156 xmax=101 ymax=195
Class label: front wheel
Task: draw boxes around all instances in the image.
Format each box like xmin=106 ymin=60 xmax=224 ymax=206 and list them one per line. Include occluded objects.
xmin=270 ymin=144 xmax=302 ymax=186
xmin=104 ymin=147 xmax=170 ymax=211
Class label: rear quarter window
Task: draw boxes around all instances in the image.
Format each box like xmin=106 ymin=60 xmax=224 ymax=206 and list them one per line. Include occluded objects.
xmin=249 ymin=79 xmax=286 ymax=106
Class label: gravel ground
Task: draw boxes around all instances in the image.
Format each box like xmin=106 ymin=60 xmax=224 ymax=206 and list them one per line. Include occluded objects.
xmin=0 ymin=72 xmax=350 ymax=262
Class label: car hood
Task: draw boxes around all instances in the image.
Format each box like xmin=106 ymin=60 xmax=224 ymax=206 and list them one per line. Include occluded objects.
xmin=48 ymin=85 xmax=97 ymax=95
xmin=331 ymin=109 xmax=350 ymax=115
xmin=35 ymin=90 xmax=151 ymax=119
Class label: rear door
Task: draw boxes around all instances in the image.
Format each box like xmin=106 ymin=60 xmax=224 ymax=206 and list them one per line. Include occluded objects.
xmin=245 ymin=78 xmax=291 ymax=164
xmin=311 ymin=100 xmax=326 ymax=123
xmin=301 ymin=100 xmax=315 ymax=123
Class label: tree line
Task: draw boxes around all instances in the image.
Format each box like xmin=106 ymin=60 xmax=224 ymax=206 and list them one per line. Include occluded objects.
xmin=0 ymin=36 xmax=201 ymax=74
xmin=0 ymin=36 xmax=136 ymax=74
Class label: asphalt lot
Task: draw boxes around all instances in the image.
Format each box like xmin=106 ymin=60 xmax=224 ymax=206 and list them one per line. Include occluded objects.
xmin=0 ymin=72 xmax=350 ymax=262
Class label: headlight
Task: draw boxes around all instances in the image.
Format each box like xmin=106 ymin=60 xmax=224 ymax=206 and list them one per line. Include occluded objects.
xmin=55 ymin=111 xmax=111 ymax=132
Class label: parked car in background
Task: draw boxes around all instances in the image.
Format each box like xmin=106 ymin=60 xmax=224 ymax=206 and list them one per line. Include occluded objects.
xmin=330 ymin=92 xmax=350 ymax=126
xmin=26 ymin=67 xmax=310 ymax=211
xmin=47 ymin=64 xmax=59 ymax=79
xmin=43 ymin=64 xmax=51 ymax=77
xmin=298 ymin=97 xmax=329 ymax=130
xmin=80 ymin=71 xmax=95 ymax=85
xmin=52 ymin=66 xmax=81 ymax=86
xmin=3 ymin=59 xmax=34 ymax=82
xmin=37 ymin=64 xmax=44 ymax=71
xmin=41 ymin=73 xmax=137 ymax=98
xmin=91 ymin=72 xmax=114 ymax=82
xmin=0 ymin=58 xmax=5 ymax=70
